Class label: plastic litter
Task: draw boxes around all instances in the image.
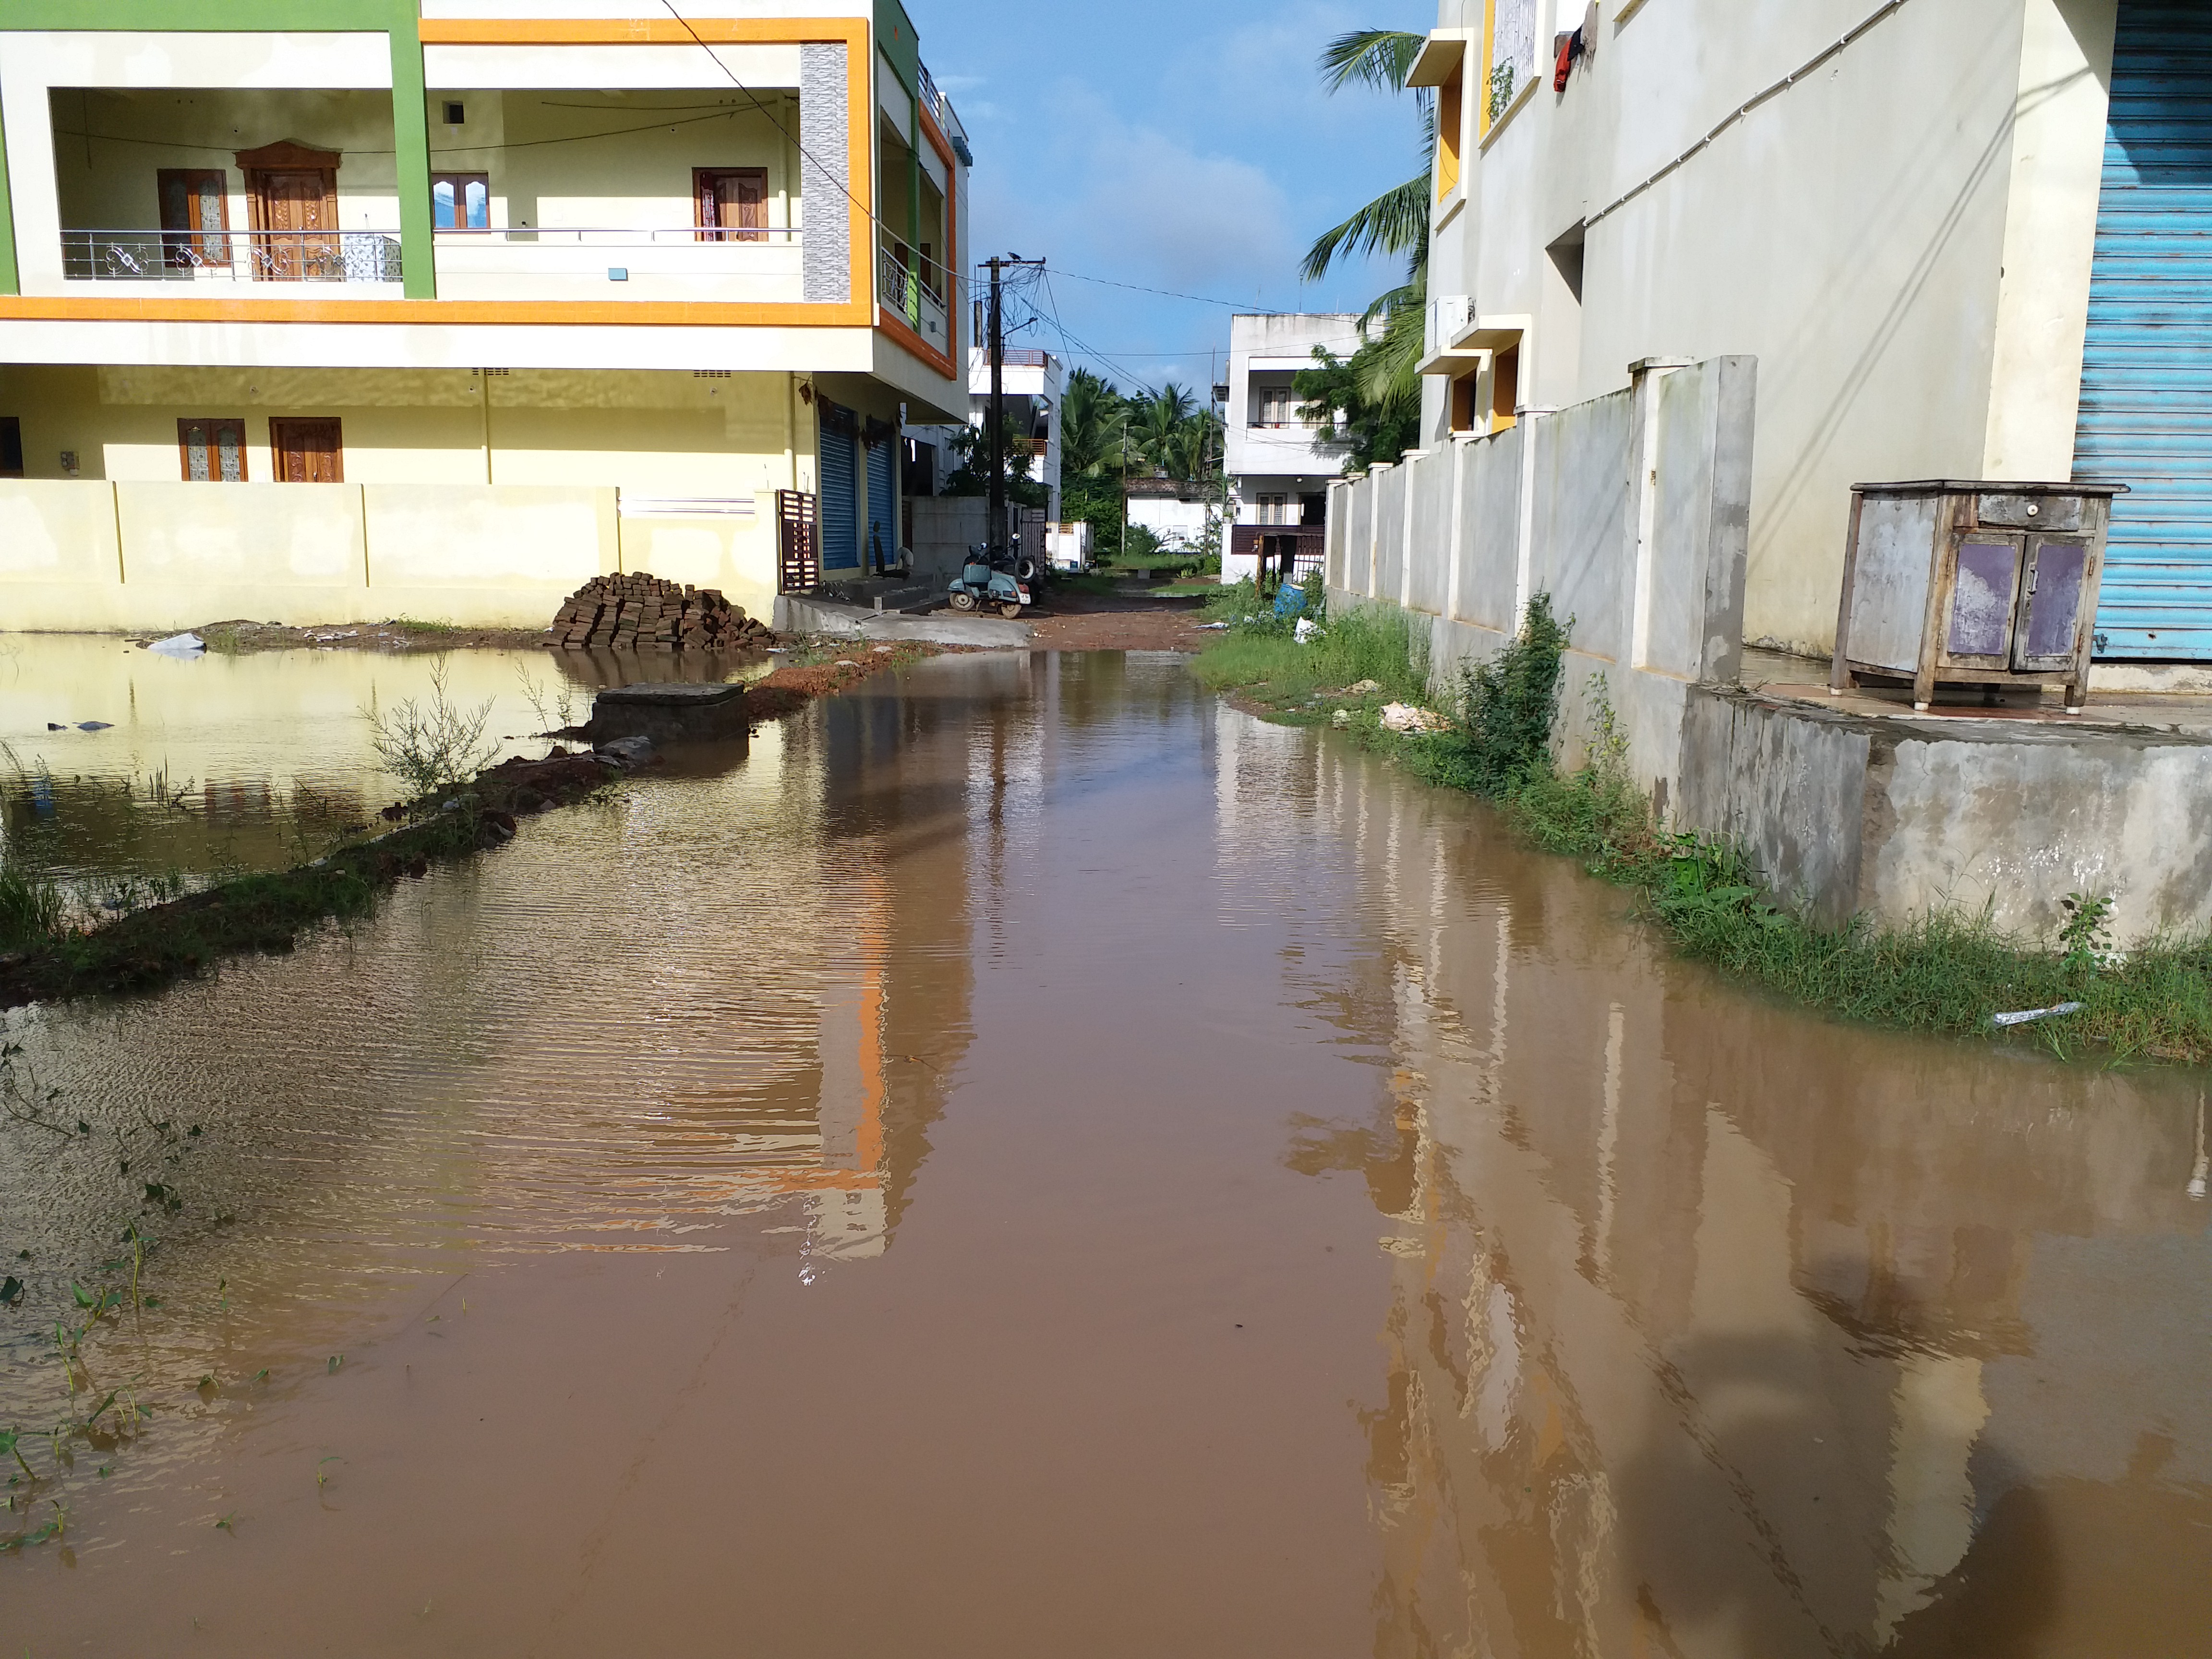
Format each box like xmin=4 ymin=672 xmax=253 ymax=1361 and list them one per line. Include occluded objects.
xmin=1990 ymin=1001 xmax=2085 ymax=1028
xmin=1273 ymin=585 xmax=1307 ymax=619
xmin=1346 ymin=679 xmax=1382 ymax=696
xmin=146 ymin=632 xmax=205 ymax=658
xmin=1293 ymin=617 xmax=1320 ymax=644
xmin=1380 ymin=703 xmax=1449 ymax=734
xmin=76 ymin=721 xmax=113 ymax=732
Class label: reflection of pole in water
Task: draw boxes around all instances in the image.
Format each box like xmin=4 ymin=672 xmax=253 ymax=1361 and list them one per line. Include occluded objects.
xmin=1593 ymin=1002 xmax=1623 ymax=1280
xmin=2191 ymin=1094 xmax=2208 ymax=1201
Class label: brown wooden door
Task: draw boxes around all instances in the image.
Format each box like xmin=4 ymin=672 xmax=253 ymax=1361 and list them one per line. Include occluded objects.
xmin=694 ymin=168 xmax=767 ymax=241
xmin=269 ymin=418 xmax=343 ymax=483
xmin=254 ymin=170 xmax=336 ymax=278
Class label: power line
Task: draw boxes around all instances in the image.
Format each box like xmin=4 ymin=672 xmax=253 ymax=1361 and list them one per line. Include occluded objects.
xmin=56 ymin=105 xmax=755 ymax=159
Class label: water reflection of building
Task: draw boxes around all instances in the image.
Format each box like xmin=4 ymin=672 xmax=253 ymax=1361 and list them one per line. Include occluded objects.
xmin=1217 ymin=710 xmax=2212 ymax=1657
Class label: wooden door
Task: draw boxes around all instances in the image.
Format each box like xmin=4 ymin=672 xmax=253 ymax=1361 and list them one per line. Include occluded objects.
xmin=269 ymin=418 xmax=343 ymax=484
xmin=694 ymin=168 xmax=767 ymax=241
xmin=253 ymin=170 xmax=337 ymax=278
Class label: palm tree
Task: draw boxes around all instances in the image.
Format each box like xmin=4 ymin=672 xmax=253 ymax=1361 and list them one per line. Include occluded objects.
xmin=1301 ymin=29 xmax=1432 ymax=423
xmin=1131 ymin=384 xmax=1193 ymax=473
xmin=1061 ymin=367 xmax=1130 ymax=482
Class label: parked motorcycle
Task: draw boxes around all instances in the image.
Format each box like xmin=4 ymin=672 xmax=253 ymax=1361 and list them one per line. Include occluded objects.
xmin=946 ymin=544 xmax=1032 ymax=619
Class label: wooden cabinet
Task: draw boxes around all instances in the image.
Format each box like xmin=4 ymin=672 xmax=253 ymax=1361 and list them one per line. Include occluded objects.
xmin=1830 ymin=480 xmax=2123 ymax=711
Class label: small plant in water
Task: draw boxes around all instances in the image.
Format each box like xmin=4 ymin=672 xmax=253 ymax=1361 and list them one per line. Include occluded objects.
xmin=364 ymin=660 xmax=500 ymax=798
xmin=514 ymin=664 xmax=579 ymax=733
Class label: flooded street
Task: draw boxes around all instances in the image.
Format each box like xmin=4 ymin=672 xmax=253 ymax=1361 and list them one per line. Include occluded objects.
xmin=0 ymin=636 xmax=757 ymax=891
xmin=4 ymin=649 xmax=2210 ymax=1656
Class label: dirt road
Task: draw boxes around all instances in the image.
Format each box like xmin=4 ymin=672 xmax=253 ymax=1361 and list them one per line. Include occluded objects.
xmin=1026 ymin=589 xmax=1212 ymax=652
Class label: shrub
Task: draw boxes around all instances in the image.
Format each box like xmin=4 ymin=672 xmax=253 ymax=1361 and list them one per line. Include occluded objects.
xmin=364 ymin=660 xmax=500 ymax=799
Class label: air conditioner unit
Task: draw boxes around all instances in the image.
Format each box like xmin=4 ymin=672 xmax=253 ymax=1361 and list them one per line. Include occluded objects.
xmin=1428 ymin=293 xmax=1473 ymax=355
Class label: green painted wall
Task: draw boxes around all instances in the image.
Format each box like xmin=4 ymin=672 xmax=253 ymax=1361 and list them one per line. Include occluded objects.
xmin=0 ymin=77 xmax=16 ymax=294
xmin=0 ymin=0 xmax=431 ymax=295
xmin=873 ymin=0 xmax=920 ymax=96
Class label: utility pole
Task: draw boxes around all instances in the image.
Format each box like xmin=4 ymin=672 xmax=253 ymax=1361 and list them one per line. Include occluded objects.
xmin=986 ymin=255 xmax=1007 ymax=563
xmin=1119 ymin=413 xmax=1131 ymax=563
xmin=983 ymin=253 xmax=1044 ymax=565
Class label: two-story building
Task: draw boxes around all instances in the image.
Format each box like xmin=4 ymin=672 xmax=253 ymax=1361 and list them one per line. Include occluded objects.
xmin=1222 ymin=312 xmax=1358 ymax=585
xmin=0 ymin=0 xmax=973 ymax=630
xmin=1411 ymin=0 xmax=2210 ymax=665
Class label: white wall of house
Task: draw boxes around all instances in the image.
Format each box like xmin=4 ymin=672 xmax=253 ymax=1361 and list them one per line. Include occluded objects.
xmin=1223 ymin=312 xmax=1358 ymax=581
xmin=1419 ymin=0 xmax=2117 ymax=655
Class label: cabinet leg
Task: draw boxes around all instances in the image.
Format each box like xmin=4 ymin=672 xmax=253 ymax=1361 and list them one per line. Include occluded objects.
xmin=2065 ymin=677 xmax=2085 ymax=714
xmin=1912 ymin=664 xmax=1936 ymax=712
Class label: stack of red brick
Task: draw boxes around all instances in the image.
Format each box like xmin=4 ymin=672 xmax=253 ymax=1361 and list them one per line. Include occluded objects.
xmin=550 ymin=573 xmax=775 ymax=653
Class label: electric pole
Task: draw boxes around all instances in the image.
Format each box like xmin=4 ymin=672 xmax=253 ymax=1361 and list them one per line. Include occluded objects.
xmin=982 ymin=253 xmax=1043 ymax=564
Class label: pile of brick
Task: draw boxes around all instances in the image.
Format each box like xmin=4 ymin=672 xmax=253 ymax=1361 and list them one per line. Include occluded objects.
xmin=550 ymin=573 xmax=775 ymax=653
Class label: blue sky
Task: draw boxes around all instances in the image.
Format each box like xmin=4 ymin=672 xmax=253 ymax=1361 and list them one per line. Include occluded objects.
xmin=908 ymin=0 xmax=1427 ymax=400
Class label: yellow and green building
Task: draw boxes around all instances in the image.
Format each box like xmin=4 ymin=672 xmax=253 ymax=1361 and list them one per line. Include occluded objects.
xmin=0 ymin=0 xmax=970 ymax=627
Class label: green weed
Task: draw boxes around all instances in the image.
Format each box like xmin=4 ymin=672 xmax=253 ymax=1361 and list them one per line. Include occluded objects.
xmin=363 ymin=660 xmax=500 ymax=796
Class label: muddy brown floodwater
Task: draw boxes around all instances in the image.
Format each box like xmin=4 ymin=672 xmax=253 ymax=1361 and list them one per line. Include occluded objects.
xmin=3 ymin=650 xmax=2210 ymax=1656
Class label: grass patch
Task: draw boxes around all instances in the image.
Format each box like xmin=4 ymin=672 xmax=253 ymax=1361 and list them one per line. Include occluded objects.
xmin=1190 ymin=577 xmax=1426 ymax=713
xmin=0 ymin=848 xmax=67 ymax=953
xmin=1196 ymin=587 xmax=2212 ymax=1065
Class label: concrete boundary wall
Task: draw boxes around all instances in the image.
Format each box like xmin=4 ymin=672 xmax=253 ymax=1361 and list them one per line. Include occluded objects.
xmin=1327 ymin=356 xmax=1756 ymax=807
xmin=0 ymin=479 xmax=793 ymax=629
xmin=1322 ymin=353 xmax=2212 ymax=943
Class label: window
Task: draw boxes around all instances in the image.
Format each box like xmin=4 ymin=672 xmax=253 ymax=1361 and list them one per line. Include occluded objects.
xmin=1484 ymin=0 xmax=1539 ymax=131
xmin=269 ymin=418 xmax=343 ymax=484
xmin=1256 ymin=493 xmax=1289 ymax=525
xmin=694 ymin=168 xmax=767 ymax=242
xmin=0 ymin=417 xmax=23 ymax=478
xmin=432 ymin=172 xmax=489 ymax=231
xmin=178 ymin=418 xmax=248 ymax=482
xmin=1490 ymin=345 xmax=1520 ymax=433
xmin=1256 ymin=385 xmax=1296 ymax=427
xmin=1450 ymin=370 xmax=1481 ymax=434
xmin=157 ymin=168 xmax=229 ymax=270
xmin=441 ymin=101 xmax=466 ymax=125
xmin=1437 ymin=64 xmax=1463 ymax=198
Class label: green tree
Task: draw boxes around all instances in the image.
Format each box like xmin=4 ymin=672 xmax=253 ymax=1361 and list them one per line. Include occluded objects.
xmin=1300 ymin=29 xmax=1432 ymax=447
xmin=943 ymin=413 xmax=1049 ymax=510
xmin=1293 ymin=347 xmax=1419 ymax=471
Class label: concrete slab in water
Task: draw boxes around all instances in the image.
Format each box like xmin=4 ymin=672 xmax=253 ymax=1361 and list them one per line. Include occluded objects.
xmin=593 ymin=680 xmax=746 ymax=743
xmin=597 ymin=682 xmax=744 ymax=709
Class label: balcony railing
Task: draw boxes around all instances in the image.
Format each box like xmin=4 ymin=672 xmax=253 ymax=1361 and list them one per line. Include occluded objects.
xmin=914 ymin=61 xmax=971 ymax=163
xmin=878 ymin=230 xmax=951 ymax=354
xmin=62 ymin=228 xmax=402 ymax=284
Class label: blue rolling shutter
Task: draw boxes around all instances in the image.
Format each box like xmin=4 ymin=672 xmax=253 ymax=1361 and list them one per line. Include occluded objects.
xmin=866 ymin=431 xmax=896 ymax=572
xmin=819 ymin=403 xmax=860 ymax=570
xmin=2076 ymin=0 xmax=2212 ymax=658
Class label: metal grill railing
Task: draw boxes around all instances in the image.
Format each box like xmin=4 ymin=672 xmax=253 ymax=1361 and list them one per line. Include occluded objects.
xmin=877 ymin=230 xmax=951 ymax=351
xmin=61 ymin=229 xmax=402 ymax=283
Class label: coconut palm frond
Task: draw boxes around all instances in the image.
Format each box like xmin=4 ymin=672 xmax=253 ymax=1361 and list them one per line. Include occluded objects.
xmin=1301 ymin=172 xmax=1431 ymax=284
xmin=1317 ymin=29 xmax=1426 ymax=96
